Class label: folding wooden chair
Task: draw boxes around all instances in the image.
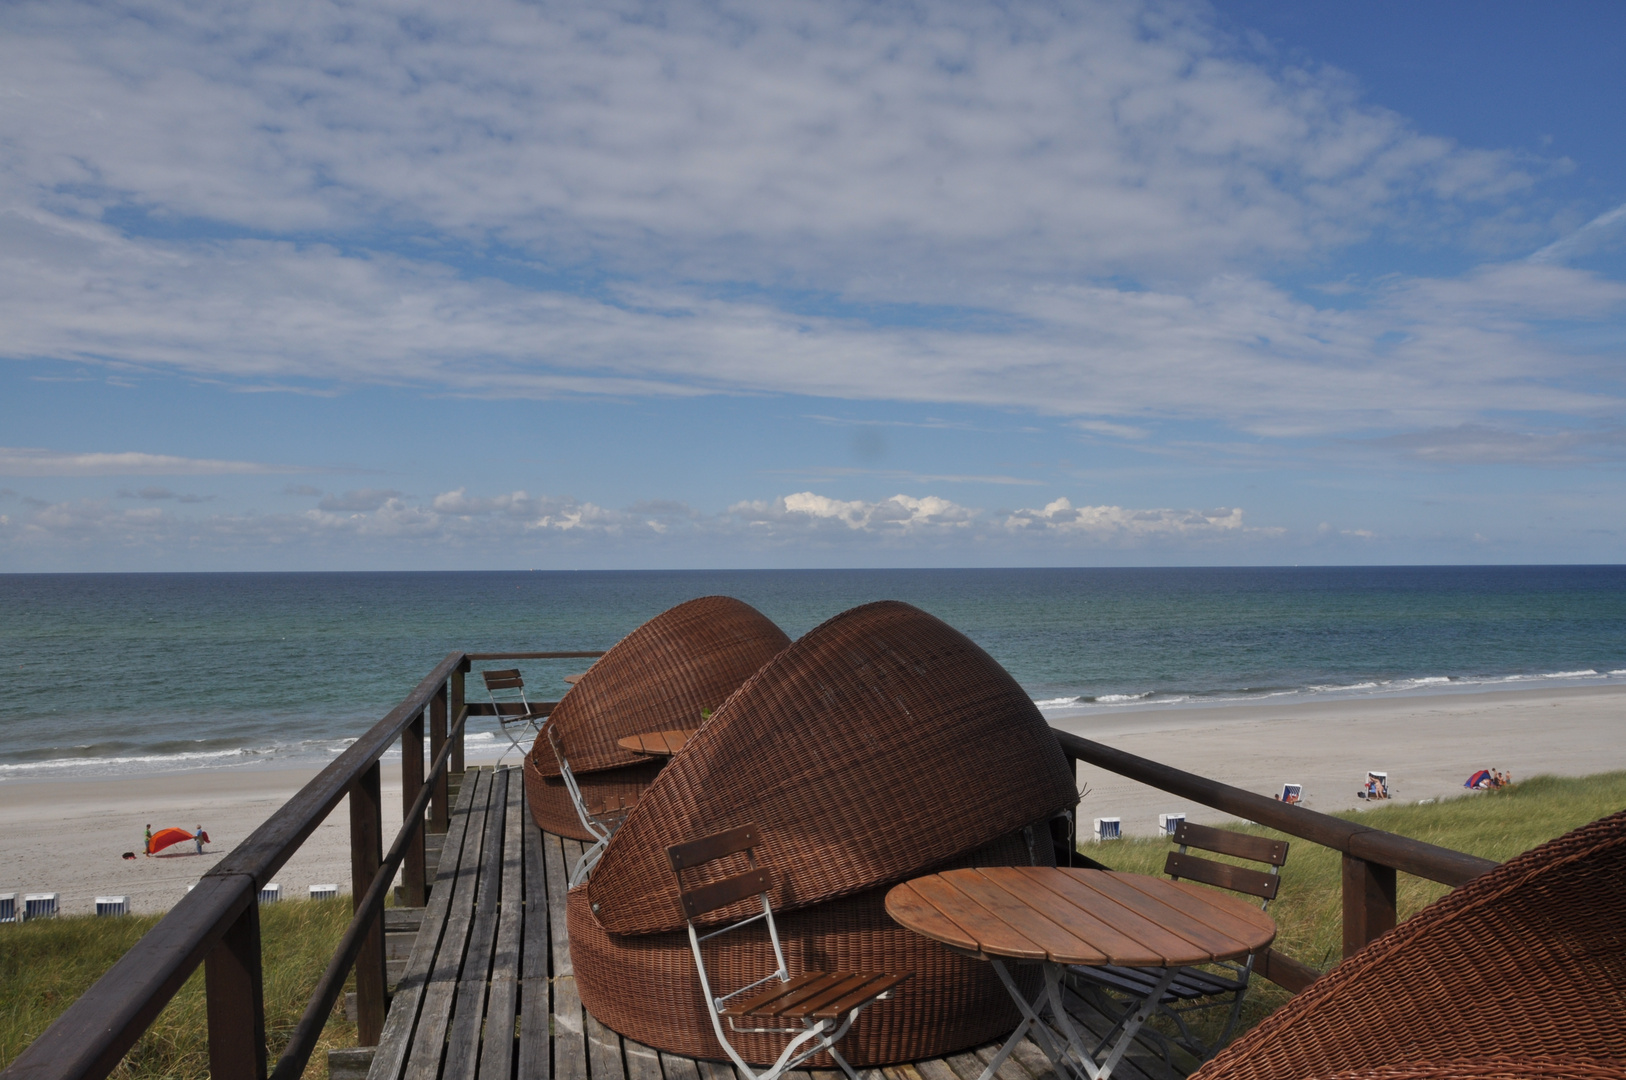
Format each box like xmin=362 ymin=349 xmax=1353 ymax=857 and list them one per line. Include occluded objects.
xmin=1068 ymin=820 xmax=1288 ymax=1065
xmin=668 ymin=824 xmax=912 ymax=1080
xmin=547 ymin=721 xmax=633 ymax=886
xmin=481 ymin=668 xmax=548 ymax=765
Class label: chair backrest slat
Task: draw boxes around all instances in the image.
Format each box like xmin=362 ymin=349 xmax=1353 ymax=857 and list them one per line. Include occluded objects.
xmin=1164 ymin=851 xmax=1281 ymax=900
xmin=668 ymin=824 xmax=760 ymax=871
xmin=483 ymin=669 xmax=525 ymax=690
xmin=1172 ymin=820 xmax=1288 ymax=866
xmin=679 ymin=868 xmax=776 ymax=919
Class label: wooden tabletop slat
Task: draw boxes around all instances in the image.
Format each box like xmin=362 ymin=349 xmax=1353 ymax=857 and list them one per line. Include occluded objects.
xmin=889 ymin=867 xmax=1277 ymax=971
xmin=1060 ymin=871 xmax=1250 ymax=960
xmin=969 ymin=867 xmax=1129 ymax=965
xmin=951 ymin=869 xmax=1107 ymax=965
xmin=1029 ymin=871 xmax=1209 ymax=966
xmin=1113 ymin=876 xmax=1276 ymax=957
xmin=615 ymin=728 xmax=697 ymax=757
xmin=883 ymin=882 xmax=982 ymax=953
xmin=899 ymin=874 xmax=1047 ymax=960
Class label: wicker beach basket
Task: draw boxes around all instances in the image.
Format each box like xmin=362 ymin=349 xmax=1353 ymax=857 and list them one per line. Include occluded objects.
xmin=572 ymin=599 xmax=1080 ymax=1064
xmin=524 ymin=595 xmax=790 ymax=839
xmin=570 ymin=830 xmax=1048 ymax=1066
xmin=1192 ymin=809 xmax=1626 ymax=1080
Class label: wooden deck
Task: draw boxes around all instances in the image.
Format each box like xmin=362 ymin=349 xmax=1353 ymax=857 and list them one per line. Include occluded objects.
xmin=359 ymin=765 xmax=1190 ymax=1080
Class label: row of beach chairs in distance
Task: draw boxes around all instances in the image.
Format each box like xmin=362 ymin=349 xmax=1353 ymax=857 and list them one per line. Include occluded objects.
xmin=0 ymin=883 xmax=346 ymax=921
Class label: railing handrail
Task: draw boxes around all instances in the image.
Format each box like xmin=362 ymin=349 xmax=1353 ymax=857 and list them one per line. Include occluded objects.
xmin=1053 ymin=729 xmax=1498 ymax=886
xmin=209 ymin=651 xmax=469 ymax=887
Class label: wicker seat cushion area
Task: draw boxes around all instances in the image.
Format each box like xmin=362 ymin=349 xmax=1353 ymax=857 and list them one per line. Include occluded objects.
xmin=570 ymin=830 xmax=1047 ymax=1066
xmin=1192 ymin=810 xmax=1626 ymax=1080
xmin=524 ymin=751 xmax=665 ymax=843
xmin=586 ymin=600 xmax=1079 ymax=936
xmin=528 ymin=595 xmax=791 ymax=782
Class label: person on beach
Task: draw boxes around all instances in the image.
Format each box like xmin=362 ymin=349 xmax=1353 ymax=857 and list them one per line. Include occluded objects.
xmin=195 ymin=826 xmax=205 ymax=854
xmin=144 ymin=823 xmax=152 ymax=857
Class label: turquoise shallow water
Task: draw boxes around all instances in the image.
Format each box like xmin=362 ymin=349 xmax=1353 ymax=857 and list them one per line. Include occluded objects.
xmin=3 ymin=566 xmax=1625 ymax=778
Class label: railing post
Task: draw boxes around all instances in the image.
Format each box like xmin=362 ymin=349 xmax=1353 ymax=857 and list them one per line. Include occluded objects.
xmin=400 ymin=710 xmax=427 ymax=908
xmin=1342 ymin=854 xmax=1398 ymax=959
xmin=429 ymin=683 xmax=449 ymax=835
xmin=205 ymin=886 xmax=267 ymax=1080
xmin=450 ymin=665 xmax=465 ymax=775
xmin=350 ymin=761 xmax=387 ymax=1045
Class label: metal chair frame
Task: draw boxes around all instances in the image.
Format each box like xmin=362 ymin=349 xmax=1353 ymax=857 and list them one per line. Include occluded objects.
xmin=547 ymin=722 xmax=629 ymax=887
xmin=481 ymin=668 xmax=548 ymax=766
xmin=1068 ymin=821 xmax=1286 ymax=1067
xmin=670 ymin=825 xmax=909 ymax=1080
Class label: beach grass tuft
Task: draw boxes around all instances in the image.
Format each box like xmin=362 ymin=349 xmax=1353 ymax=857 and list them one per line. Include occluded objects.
xmin=0 ymin=894 xmax=355 ymax=1079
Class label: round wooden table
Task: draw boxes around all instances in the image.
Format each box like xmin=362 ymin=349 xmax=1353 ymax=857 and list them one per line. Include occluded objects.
xmin=615 ymin=728 xmax=698 ymax=757
xmin=886 ymin=867 xmax=1276 ymax=1080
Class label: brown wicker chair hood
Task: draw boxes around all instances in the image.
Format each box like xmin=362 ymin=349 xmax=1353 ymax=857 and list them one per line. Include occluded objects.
xmin=585 ymin=599 xmax=1078 ymax=936
xmin=1192 ymin=809 xmax=1626 ymax=1080
xmin=524 ymin=595 xmax=789 ymax=839
xmin=530 ymin=594 xmax=791 ymax=779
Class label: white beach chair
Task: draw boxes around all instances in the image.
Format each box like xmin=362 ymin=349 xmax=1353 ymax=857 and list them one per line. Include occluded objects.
xmin=482 ymin=668 xmax=549 ymax=765
xmin=667 ymin=824 xmax=912 ymax=1080
xmin=95 ymin=896 xmax=131 ymax=917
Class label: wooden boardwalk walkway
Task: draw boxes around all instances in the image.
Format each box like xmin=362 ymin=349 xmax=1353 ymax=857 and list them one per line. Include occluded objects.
xmin=361 ymin=765 xmax=1189 ymax=1080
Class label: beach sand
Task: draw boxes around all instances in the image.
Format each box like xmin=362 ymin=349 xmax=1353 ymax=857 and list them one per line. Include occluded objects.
xmin=1052 ymin=683 xmax=1626 ymax=839
xmin=0 ymin=744 xmax=516 ymax=916
xmin=3 ymin=686 xmax=1623 ymax=915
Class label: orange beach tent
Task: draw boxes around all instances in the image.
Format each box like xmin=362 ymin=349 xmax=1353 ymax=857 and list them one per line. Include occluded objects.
xmin=146 ymin=827 xmax=207 ymax=854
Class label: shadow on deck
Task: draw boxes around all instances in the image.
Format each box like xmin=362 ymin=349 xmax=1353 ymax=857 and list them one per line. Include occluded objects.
xmin=343 ymin=766 xmax=1190 ymax=1080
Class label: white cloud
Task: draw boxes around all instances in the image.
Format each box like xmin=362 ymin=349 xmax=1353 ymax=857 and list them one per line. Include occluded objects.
xmin=0 ymin=486 xmax=1282 ymax=563
xmin=0 ymin=0 xmax=1618 ymax=453
xmin=0 ymin=446 xmax=313 ymax=476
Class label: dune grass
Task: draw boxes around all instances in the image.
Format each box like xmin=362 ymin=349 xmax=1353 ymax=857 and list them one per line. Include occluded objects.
xmin=0 ymin=895 xmax=356 ymax=1079
xmin=1081 ymin=770 xmax=1626 ymax=1061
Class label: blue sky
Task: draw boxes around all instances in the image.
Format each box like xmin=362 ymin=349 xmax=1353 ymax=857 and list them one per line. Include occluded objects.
xmin=2 ymin=0 xmax=1623 ymax=571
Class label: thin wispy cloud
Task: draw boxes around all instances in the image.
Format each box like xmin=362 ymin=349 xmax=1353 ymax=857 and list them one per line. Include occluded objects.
xmin=0 ymin=447 xmax=317 ymax=477
xmin=1529 ymin=202 xmax=1626 ymax=264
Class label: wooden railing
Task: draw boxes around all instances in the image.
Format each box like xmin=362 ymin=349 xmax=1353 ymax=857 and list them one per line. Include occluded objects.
xmin=4 ymin=654 xmax=1498 ymax=1080
xmin=1053 ymin=731 xmax=1499 ymax=991
xmin=1 ymin=649 xmax=602 ymax=1080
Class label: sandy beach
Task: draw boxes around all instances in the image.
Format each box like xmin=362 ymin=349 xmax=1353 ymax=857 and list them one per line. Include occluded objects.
xmin=3 ymin=686 xmax=1623 ymax=916
xmin=1052 ymin=684 xmax=1626 ymax=839
xmin=0 ymin=743 xmax=516 ymax=917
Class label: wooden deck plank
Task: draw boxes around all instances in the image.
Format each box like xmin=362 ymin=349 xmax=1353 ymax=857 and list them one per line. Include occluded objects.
xmin=479 ymin=767 xmax=527 ymax=1080
xmin=623 ymin=1039 xmax=664 ymax=1080
xmin=659 ymin=1050 xmax=704 ymax=1080
xmin=586 ymin=1007 xmax=630 ymax=1080
xmin=516 ymin=806 xmax=551 ymax=1080
xmin=403 ymin=769 xmax=494 ymax=1080
xmin=385 ymin=804 xmax=1191 ymax=1080
xmin=444 ymin=768 xmax=509 ymax=1080
xmin=369 ymin=769 xmax=483 ymax=1080
xmin=548 ymin=835 xmax=587 ymax=1080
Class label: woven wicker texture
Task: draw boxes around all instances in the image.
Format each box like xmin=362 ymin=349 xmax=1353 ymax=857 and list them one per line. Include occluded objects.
xmin=570 ymin=830 xmax=1047 ymax=1066
xmin=528 ymin=595 xmax=791 ymax=780
xmin=586 ymin=600 xmax=1078 ymax=935
xmin=1307 ymin=1060 xmax=1626 ymax=1080
xmin=1193 ymin=810 xmax=1626 ymax=1080
xmin=524 ymin=750 xmax=665 ymax=842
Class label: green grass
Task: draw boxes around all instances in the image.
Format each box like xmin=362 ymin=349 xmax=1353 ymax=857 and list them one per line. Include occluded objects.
xmin=0 ymin=896 xmax=356 ymax=1079
xmin=1079 ymin=770 xmax=1626 ymax=1062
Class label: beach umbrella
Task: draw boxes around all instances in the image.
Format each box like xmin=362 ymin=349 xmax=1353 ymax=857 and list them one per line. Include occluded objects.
xmin=1464 ymin=769 xmax=1493 ymax=790
xmin=146 ymin=827 xmax=207 ymax=854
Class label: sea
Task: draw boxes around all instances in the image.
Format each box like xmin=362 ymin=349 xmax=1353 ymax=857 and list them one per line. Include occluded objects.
xmin=3 ymin=566 xmax=1625 ymax=782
